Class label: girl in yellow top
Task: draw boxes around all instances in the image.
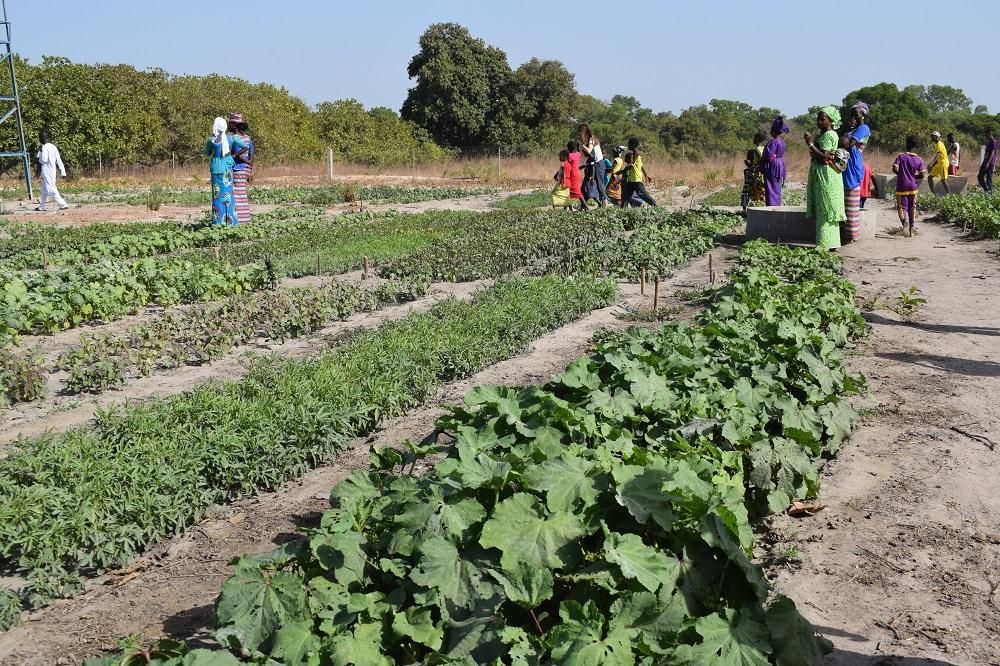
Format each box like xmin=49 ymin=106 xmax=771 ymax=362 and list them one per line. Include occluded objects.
xmin=926 ymin=130 xmax=950 ymax=194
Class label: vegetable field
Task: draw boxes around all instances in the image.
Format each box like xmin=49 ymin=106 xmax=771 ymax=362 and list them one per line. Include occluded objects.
xmin=0 ymin=183 xmax=879 ymax=665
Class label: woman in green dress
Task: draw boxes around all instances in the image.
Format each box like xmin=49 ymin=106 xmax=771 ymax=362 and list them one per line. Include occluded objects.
xmin=804 ymin=106 xmax=846 ymax=250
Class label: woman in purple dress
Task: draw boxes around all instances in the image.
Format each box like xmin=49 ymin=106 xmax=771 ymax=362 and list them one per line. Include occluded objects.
xmin=758 ymin=116 xmax=789 ymax=206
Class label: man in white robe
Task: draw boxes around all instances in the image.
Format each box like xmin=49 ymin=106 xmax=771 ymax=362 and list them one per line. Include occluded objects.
xmin=36 ymin=130 xmax=69 ymax=211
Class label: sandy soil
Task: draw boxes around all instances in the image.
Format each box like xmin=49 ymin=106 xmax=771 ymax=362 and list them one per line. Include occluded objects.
xmin=5 ymin=187 xmax=527 ymax=227
xmin=768 ymin=201 xmax=1000 ymax=665
xmin=0 ymin=248 xmax=732 ymax=665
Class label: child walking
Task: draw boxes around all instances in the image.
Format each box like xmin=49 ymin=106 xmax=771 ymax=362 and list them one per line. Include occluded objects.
xmin=893 ymin=136 xmax=927 ymax=238
xmin=740 ymin=131 xmax=766 ymax=210
xmin=551 ymin=149 xmax=574 ymax=208
xmin=620 ymin=138 xmax=657 ymax=207
xmin=566 ymin=140 xmax=588 ymax=211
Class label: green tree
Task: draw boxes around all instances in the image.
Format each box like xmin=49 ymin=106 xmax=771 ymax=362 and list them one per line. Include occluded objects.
xmin=0 ymin=56 xmax=168 ymax=172
xmin=840 ymin=83 xmax=929 ymax=147
xmin=401 ymin=23 xmax=514 ymax=148
xmin=314 ymin=99 xmax=447 ymax=166
xmin=904 ymin=84 xmax=973 ymax=114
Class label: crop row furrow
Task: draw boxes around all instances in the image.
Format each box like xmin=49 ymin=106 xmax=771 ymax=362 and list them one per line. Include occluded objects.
xmin=0 ymin=275 xmax=618 ymax=627
xmin=126 ymin=240 xmax=865 ymax=665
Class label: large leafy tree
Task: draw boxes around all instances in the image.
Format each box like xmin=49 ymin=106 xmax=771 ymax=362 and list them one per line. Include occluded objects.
xmin=512 ymin=58 xmax=576 ymax=131
xmin=314 ymin=99 xmax=446 ymax=166
xmin=904 ymin=84 xmax=973 ymax=114
xmin=839 ymin=83 xmax=930 ymax=147
xmin=401 ymin=23 xmax=515 ymax=148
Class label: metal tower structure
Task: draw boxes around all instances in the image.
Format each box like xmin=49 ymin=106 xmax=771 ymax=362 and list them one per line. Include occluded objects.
xmin=0 ymin=0 xmax=30 ymax=200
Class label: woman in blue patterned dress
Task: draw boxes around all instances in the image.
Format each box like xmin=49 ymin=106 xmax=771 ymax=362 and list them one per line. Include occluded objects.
xmin=205 ymin=117 xmax=246 ymax=225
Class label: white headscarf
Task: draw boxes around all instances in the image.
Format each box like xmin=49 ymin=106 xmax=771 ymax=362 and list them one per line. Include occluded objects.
xmin=212 ymin=117 xmax=230 ymax=156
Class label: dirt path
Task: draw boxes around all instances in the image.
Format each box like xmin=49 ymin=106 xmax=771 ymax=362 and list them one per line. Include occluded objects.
xmin=5 ymin=188 xmax=526 ymax=227
xmin=770 ymin=203 xmax=1000 ymax=665
xmin=0 ymin=246 xmax=734 ymax=665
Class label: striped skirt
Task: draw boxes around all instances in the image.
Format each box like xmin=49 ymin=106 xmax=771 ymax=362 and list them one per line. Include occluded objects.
xmin=233 ymin=169 xmax=251 ymax=223
xmin=842 ymin=186 xmax=862 ymax=242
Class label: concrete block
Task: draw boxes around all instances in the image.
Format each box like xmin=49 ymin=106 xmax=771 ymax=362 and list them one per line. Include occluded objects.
xmin=745 ymin=205 xmax=879 ymax=245
xmin=746 ymin=206 xmax=813 ymax=243
xmin=874 ymin=173 xmax=969 ymax=196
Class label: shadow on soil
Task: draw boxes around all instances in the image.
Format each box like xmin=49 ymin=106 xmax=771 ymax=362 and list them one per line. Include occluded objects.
xmin=875 ymin=351 xmax=1000 ymax=377
xmin=828 ymin=651 xmax=958 ymax=666
xmin=162 ymin=604 xmax=215 ymax=648
xmin=864 ymin=312 xmax=1000 ymax=337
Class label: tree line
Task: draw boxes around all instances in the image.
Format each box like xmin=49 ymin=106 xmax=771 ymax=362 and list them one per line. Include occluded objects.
xmin=2 ymin=24 xmax=997 ymax=175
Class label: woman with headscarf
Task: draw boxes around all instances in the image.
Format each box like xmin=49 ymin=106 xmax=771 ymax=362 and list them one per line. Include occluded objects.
xmin=841 ymin=101 xmax=872 ymax=243
xmin=804 ymin=106 xmax=846 ymax=250
xmin=758 ymin=117 xmax=789 ymax=206
xmin=228 ymin=112 xmax=254 ymax=223
xmin=205 ymin=117 xmax=246 ymax=226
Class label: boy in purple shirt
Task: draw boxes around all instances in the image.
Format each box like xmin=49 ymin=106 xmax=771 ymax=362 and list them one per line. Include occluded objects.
xmin=979 ymin=129 xmax=997 ymax=194
xmin=893 ymin=136 xmax=927 ymax=237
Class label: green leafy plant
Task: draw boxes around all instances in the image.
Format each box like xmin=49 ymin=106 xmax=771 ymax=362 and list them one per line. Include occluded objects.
xmin=0 ymin=276 xmax=616 ymax=616
xmin=895 ymin=285 xmax=927 ymax=317
xmin=0 ymin=589 xmax=19 ymax=631
xmin=98 ymin=240 xmax=861 ymax=663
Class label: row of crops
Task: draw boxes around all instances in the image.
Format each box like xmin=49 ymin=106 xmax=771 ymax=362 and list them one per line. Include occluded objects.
xmin=1 ymin=207 xmax=739 ymax=407
xmin=0 ymin=275 xmax=619 ymax=629
xmin=83 ymin=240 xmax=865 ymax=665
xmin=0 ymin=184 xmax=497 ymax=207
xmin=921 ymin=192 xmax=1000 ymax=237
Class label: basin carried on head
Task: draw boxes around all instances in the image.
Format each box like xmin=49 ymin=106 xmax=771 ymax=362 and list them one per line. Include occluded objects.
xmin=874 ymin=173 xmax=969 ymax=197
xmin=745 ymin=205 xmax=878 ymax=245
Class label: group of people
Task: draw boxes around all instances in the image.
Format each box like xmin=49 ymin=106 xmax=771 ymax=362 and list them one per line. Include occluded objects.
xmin=801 ymin=101 xmax=998 ymax=249
xmin=206 ymin=113 xmax=255 ymax=226
xmin=552 ymin=125 xmax=657 ymax=209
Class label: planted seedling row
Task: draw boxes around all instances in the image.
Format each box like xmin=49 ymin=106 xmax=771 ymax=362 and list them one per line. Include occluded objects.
xmin=119 ymin=240 xmax=865 ymax=664
xmin=53 ymin=276 xmax=431 ymax=396
xmin=0 ymin=275 xmax=618 ymax=627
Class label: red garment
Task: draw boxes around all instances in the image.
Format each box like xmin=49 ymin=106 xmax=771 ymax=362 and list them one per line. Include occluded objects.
xmin=559 ymin=161 xmax=572 ymax=188
xmin=859 ymin=162 xmax=873 ymax=199
xmin=567 ymin=151 xmax=583 ymax=199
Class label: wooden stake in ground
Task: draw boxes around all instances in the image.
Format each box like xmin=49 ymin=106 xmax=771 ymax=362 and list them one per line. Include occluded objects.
xmin=363 ymin=256 xmax=370 ymax=280
xmin=709 ymin=253 xmax=713 ymax=283
xmin=653 ymin=276 xmax=660 ymax=310
xmin=41 ymin=247 xmax=48 ymax=269
xmin=316 ymin=255 xmax=321 ymax=275
xmin=640 ymin=268 xmax=646 ymax=295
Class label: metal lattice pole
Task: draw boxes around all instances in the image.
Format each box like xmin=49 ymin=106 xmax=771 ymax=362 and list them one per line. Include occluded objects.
xmin=0 ymin=0 xmax=32 ymax=200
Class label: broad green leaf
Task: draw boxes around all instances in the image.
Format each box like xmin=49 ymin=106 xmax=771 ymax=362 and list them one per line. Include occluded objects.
xmin=612 ymin=464 xmax=674 ymax=530
xmin=487 ymin=561 xmax=554 ymax=607
xmin=179 ymin=651 xmax=242 ymax=666
xmin=269 ymin=620 xmax=321 ymax=666
xmin=587 ymin=389 xmax=637 ymax=420
xmin=555 ymin=358 xmax=600 ymax=391
xmin=523 ymin=455 xmax=600 ymax=513
xmin=502 ymin=626 xmax=542 ymax=666
xmin=310 ymin=531 xmax=367 ymax=587
xmin=391 ymin=606 xmax=443 ymax=651
xmin=214 ymin=564 xmax=308 ymax=653
xmin=672 ymin=608 xmax=771 ymax=666
xmin=547 ymin=600 xmax=635 ymax=666
xmin=410 ymin=536 xmax=490 ymax=609
xmin=329 ymin=623 xmax=392 ymax=666
xmin=603 ymin=530 xmax=681 ymax=593
xmin=479 ymin=493 xmax=585 ymax=571
xmin=765 ymin=596 xmax=834 ymax=666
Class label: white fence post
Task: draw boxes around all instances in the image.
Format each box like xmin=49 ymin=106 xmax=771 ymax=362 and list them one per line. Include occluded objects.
xmin=327 ymin=147 xmax=334 ymax=180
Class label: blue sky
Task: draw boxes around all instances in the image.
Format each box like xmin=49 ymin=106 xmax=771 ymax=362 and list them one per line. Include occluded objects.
xmin=13 ymin=0 xmax=1000 ymax=116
